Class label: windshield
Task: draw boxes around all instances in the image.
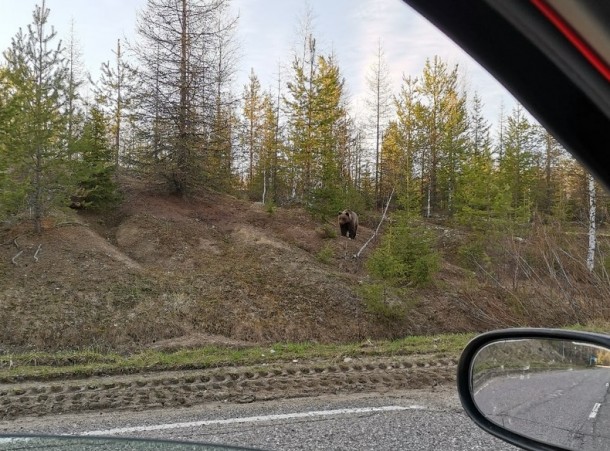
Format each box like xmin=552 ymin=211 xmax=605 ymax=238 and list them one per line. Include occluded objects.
xmin=0 ymin=1 xmax=608 ymax=450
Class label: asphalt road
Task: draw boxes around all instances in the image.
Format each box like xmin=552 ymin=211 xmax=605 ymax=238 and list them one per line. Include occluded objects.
xmin=475 ymin=367 xmax=610 ymax=450
xmin=0 ymin=387 xmax=517 ymax=450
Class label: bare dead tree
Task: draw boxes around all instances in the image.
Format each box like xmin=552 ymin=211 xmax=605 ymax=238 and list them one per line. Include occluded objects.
xmin=355 ymin=187 xmax=394 ymax=258
xmin=133 ymin=0 xmax=238 ymax=195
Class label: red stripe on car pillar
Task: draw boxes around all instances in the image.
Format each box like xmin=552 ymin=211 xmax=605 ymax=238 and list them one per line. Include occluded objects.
xmin=531 ymin=0 xmax=610 ymax=82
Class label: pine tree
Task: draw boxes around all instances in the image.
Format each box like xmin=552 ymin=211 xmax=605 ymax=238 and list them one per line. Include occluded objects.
xmin=416 ymin=56 xmax=467 ymax=217
xmin=534 ymin=128 xmax=567 ymax=217
xmin=367 ymin=211 xmax=439 ymax=287
xmin=2 ymin=1 xmax=70 ymax=232
xmin=0 ymin=67 xmax=29 ymax=220
xmin=587 ymin=172 xmax=596 ymax=272
xmin=309 ymin=54 xmax=347 ymax=215
xmin=205 ymin=5 xmax=239 ymax=192
xmin=206 ymin=100 xmax=236 ymax=192
xmin=284 ymin=32 xmax=351 ymax=216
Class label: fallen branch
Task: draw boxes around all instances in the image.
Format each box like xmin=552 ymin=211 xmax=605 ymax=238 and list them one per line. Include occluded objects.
xmin=11 ymin=250 xmax=23 ymax=266
xmin=55 ymin=221 xmax=88 ymax=228
xmin=1 ymin=236 xmax=21 ymax=247
xmin=354 ymin=188 xmax=394 ymax=259
xmin=33 ymin=244 xmax=42 ymax=262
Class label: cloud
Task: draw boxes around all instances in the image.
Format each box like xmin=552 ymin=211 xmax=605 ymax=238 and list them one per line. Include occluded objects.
xmin=0 ymin=0 xmax=521 ymax=130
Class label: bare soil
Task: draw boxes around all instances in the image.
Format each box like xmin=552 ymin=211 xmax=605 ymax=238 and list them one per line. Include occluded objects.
xmin=0 ymin=176 xmax=480 ymax=354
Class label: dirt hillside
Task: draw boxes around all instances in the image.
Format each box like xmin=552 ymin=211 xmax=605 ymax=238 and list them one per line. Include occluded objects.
xmin=0 ymin=177 xmax=477 ymax=353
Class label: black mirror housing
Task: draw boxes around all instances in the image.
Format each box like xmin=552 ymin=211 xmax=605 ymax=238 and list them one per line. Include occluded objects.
xmin=457 ymin=328 xmax=610 ymax=451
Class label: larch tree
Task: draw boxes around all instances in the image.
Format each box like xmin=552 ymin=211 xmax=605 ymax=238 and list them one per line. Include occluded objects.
xmin=239 ymin=68 xmax=264 ymax=192
xmin=378 ymin=120 xmax=402 ymax=203
xmin=206 ymin=5 xmax=239 ymax=192
xmin=365 ymin=38 xmax=393 ymax=207
xmin=393 ymin=74 xmax=423 ymax=213
xmin=284 ymin=33 xmax=318 ymax=202
xmin=92 ymin=38 xmax=138 ymax=171
xmin=334 ymin=110 xmax=360 ymax=202
xmin=349 ymin=125 xmax=367 ymax=197
xmin=64 ymin=19 xmax=86 ymax=161
xmin=415 ymin=56 xmax=467 ymax=217
xmin=257 ymin=92 xmax=284 ymax=204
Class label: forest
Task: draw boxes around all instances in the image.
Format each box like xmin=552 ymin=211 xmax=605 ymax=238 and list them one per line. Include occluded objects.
xmin=2 ymin=0 xmax=610 ymax=347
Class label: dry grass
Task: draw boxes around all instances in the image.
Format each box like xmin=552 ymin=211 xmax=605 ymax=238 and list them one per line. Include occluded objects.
xmin=0 ymin=180 xmax=397 ymax=353
xmin=2 ymin=177 xmax=610 ymax=355
xmin=448 ymin=221 xmax=610 ymax=329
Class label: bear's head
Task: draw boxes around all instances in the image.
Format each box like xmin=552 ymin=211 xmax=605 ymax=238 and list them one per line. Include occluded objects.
xmin=338 ymin=210 xmax=351 ymax=224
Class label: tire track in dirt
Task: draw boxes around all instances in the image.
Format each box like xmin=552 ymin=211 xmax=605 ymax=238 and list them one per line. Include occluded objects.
xmin=0 ymin=356 xmax=458 ymax=419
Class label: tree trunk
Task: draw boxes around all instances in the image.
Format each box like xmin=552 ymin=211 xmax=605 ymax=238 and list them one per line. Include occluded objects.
xmin=587 ymin=172 xmax=596 ymax=272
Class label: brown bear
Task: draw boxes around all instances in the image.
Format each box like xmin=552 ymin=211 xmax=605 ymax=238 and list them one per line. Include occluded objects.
xmin=338 ymin=210 xmax=358 ymax=239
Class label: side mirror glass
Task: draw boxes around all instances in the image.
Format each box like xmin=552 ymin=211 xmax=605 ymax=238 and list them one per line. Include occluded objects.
xmin=458 ymin=329 xmax=610 ymax=451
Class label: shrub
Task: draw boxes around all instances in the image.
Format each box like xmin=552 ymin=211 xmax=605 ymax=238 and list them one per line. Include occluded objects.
xmin=265 ymin=201 xmax=276 ymax=215
xmin=318 ymin=223 xmax=338 ymax=239
xmin=457 ymin=239 xmax=491 ymax=271
xmin=316 ymin=244 xmax=334 ymax=264
xmin=367 ymin=212 xmax=439 ymax=287
xmin=360 ymin=283 xmax=406 ymax=321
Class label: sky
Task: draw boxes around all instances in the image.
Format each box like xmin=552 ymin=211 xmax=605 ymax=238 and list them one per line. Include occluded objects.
xmin=0 ymin=0 xmax=521 ymax=130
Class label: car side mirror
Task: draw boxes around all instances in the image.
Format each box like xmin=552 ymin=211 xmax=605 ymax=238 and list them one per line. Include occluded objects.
xmin=457 ymin=328 xmax=610 ymax=451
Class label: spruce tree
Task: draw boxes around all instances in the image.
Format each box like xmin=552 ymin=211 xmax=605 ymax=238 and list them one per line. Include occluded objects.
xmin=457 ymin=92 xmax=495 ymax=225
xmin=72 ymin=106 xmax=120 ymax=210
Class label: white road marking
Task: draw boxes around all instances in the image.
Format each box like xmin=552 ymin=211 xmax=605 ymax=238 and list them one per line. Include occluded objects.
xmin=474 ymin=379 xmax=493 ymax=396
xmin=0 ymin=438 xmax=31 ymax=444
xmin=589 ymin=402 xmax=601 ymax=419
xmin=79 ymin=405 xmax=426 ymax=436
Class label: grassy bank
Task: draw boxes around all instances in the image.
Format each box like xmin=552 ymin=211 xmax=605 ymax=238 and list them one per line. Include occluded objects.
xmin=0 ymin=333 xmax=474 ymax=383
